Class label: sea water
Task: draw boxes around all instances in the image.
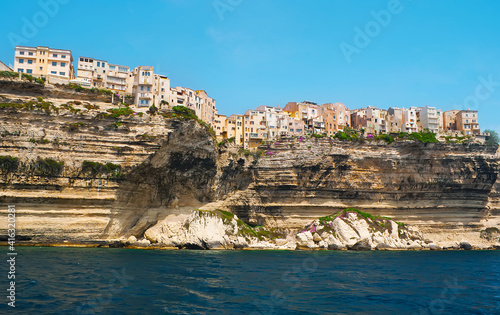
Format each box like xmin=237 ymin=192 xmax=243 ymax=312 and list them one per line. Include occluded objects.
xmin=0 ymin=247 xmax=499 ymax=314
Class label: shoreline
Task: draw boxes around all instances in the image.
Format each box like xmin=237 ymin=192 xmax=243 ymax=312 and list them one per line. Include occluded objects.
xmin=2 ymin=242 xmax=500 ymax=251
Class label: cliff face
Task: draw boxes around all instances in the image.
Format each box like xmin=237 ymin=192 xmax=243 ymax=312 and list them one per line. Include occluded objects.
xmin=216 ymin=139 xmax=500 ymax=246
xmin=1 ymin=80 xmax=499 ymax=248
xmin=0 ymin=79 xmax=175 ymax=242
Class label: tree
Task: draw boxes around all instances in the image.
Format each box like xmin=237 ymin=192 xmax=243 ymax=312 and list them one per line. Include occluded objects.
xmin=484 ymin=129 xmax=499 ymax=146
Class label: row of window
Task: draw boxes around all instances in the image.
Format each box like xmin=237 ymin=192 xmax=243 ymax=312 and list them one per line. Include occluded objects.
xmin=18 ymin=69 xmax=65 ymax=76
xmin=18 ymin=59 xmax=67 ymax=67
xmin=19 ymin=51 xmax=66 ymax=58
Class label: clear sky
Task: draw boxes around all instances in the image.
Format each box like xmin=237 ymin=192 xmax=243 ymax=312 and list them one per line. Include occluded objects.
xmin=1 ymin=0 xmax=499 ymax=134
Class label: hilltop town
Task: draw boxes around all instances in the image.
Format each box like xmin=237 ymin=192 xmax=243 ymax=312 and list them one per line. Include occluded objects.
xmin=1 ymin=45 xmax=490 ymax=150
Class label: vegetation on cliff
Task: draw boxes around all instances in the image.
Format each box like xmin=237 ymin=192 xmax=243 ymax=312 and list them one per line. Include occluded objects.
xmin=0 ymin=156 xmax=19 ymax=173
xmin=194 ymin=209 xmax=281 ymax=240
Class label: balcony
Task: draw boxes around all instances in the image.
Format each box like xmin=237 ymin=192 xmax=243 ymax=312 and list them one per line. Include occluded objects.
xmin=250 ymin=133 xmax=261 ymax=139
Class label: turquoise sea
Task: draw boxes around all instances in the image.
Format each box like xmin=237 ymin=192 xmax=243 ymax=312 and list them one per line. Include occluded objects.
xmin=0 ymin=248 xmax=499 ymax=314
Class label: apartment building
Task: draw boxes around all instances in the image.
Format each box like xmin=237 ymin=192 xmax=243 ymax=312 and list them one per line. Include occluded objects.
xmin=243 ymin=109 xmax=267 ymax=149
xmin=195 ymin=90 xmax=216 ymax=125
xmin=443 ymin=110 xmax=459 ymax=131
xmin=288 ymin=117 xmax=305 ymax=137
xmin=106 ymin=64 xmax=130 ymax=92
xmin=14 ymin=45 xmax=74 ymax=79
xmin=152 ymin=74 xmax=170 ymax=107
xmin=418 ymin=106 xmax=443 ymax=133
xmin=76 ymin=57 xmax=110 ymax=88
xmin=386 ymin=107 xmax=404 ymax=133
xmin=226 ymin=115 xmax=244 ymax=145
xmin=456 ymin=110 xmax=480 ymax=135
xmin=350 ymin=106 xmax=387 ymax=134
xmin=322 ymin=103 xmax=350 ymax=136
xmin=213 ymin=113 xmax=227 ymax=141
xmin=131 ymin=66 xmax=155 ymax=108
xmin=402 ymin=107 xmax=418 ymax=133
xmin=283 ymin=101 xmax=322 ymax=134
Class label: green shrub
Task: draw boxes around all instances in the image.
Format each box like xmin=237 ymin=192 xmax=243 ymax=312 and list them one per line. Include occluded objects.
xmin=81 ymin=161 xmax=122 ymax=178
xmin=34 ymin=158 xmax=64 ymax=176
xmin=107 ymin=106 xmax=134 ymax=118
xmin=398 ymin=131 xmax=438 ymax=143
xmin=374 ymin=134 xmax=394 ymax=144
xmin=0 ymin=156 xmax=19 ymax=173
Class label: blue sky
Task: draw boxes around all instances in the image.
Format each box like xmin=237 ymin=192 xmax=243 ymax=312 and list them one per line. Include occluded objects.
xmin=0 ymin=0 xmax=499 ymax=133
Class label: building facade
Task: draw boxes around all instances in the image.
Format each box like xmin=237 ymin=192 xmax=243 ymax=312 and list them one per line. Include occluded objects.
xmin=14 ymin=45 xmax=74 ymax=79
xmin=456 ymin=110 xmax=480 ymax=135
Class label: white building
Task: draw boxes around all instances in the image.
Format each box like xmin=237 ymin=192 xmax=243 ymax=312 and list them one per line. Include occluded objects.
xmin=418 ymin=106 xmax=443 ymax=134
xmin=402 ymin=107 xmax=418 ymax=133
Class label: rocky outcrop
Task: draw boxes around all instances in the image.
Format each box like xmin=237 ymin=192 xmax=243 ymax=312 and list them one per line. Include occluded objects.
xmin=140 ymin=208 xmax=431 ymax=251
xmin=295 ymin=209 xmax=427 ymax=250
xmin=143 ymin=210 xmax=294 ymax=250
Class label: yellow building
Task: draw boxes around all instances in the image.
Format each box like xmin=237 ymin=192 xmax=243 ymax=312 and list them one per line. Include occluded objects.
xmin=14 ymin=45 xmax=74 ymax=79
xmin=213 ymin=113 xmax=227 ymax=142
xmin=227 ymin=115 xmax=244 ymax=146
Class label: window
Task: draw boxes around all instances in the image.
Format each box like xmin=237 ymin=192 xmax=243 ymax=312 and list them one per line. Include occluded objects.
xmin=20 ymin=51 xmax=24 ymax=55
xmin=51 ymin=71 xmax=56 ymax=74
xmin=53 ymin=54 xmax=57 ymax=58
xmin=27 ymin=69 xmax=32 ymax=74
xmin=147 ymin=86 xmax=150 ymax=91
xmin=28 ymin=60 xmax=33 ymax=64
xmin=19 ymin=59 xmax=24 ymax=63
xmin=52 ymin=62 xmax=57 ymax=66
xmin=97 ymin=62 xmax=100 ymax=67
xmin=18 ymin=69 xmax=24 ymax=73
xmin=62 ymin=55 xmax=66 ymax=58
xmin=140 ymin=86 xmax=144 ymax=91
xmin=28 ymin=52 xmax=33 ymax=56
xmin=39 ymin=67 xmax=43 ymax=70
xmin=61 ymin=62 xmax=65 ymax=67
xmin=80 ymin=58 xmax=83 ymax=61
xmin=102 ymin=63 xmax=105 ymax=67
xmin=60 ymin=72 xmax=65 ymax=76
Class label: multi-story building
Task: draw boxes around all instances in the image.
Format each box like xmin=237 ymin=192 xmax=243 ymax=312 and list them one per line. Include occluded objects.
xmin=213 ymin=113 xmax=227 ymax=141
xmin=386 ymin=107 xmax=404 ymax=133
xmin=456 ymin=110 xmax=480 ymax=135
xmin=443 ymin=110 xmax=459 ymax=131
xmin=283 ymin=101 xmax=322 ymax=134
xmin=195 ymin=90 xmax=216 ymax=125
xmin=288 ymin=117 xmax=305 ymax=137
xmin=243 ymin=109 xmax=267 ymax=149
xmin=106 ymin=64 xmax=130 ymax=92
xmin=14 ymin=45 xmax=74 ymax=79
xmin=402 ymin=107 xmax=418 ymax=133
xmin=418 ymin=106 xmax=443 ymax=134
xmin=322 ymin=103 xmax=351 ymax=136
xmin=167 ymin=87 xmax=216 ymax=125
xmin=350 ymin=106 xmax=386 ymax=134
xmin=153 ymin=74 xmax=170 ymax=107
xmin=131 ymin=66 xmax=155 ymax=108
xmin=226 ymin=115 xmax=244 ymax=145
